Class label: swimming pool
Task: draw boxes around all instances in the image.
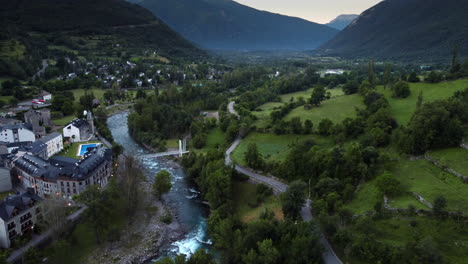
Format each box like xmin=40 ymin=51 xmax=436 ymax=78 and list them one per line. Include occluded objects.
xmin=78 ymin=143 xmax=100 ymax=156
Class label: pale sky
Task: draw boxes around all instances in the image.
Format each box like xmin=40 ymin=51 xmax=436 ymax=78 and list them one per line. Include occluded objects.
xmin=235 ymin=0 xmax=383 ymax=24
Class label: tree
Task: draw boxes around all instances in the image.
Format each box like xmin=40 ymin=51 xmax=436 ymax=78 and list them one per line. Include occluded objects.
xmin=392 ymin=81 xmax=411 ymax=98
xmin=37 ymin=196 xmax=69 ymax=239
xmin=433 ymin=195 xmax=447 ymax=217
xmin=153 ymin=170 xmax=172 ymax=199
xmin=244 ymin=143 xmax=264 ymax=170
xmin=383 ymin=64 xmax=393 ymax=89
xmin=408 ymin=72 xmax=420 ymax=83
xmin=281 ymin=180 xmax=307 ymax=220
xmin=416 ymin=91 xmax=424 ymax=109
xmin=426 ymin=71 xmax=443 ymax=83
xmin=23 ymin=247 xmax=42 ymax=264
xmin=318 ymin=118 xmax=334 ymax=136
xmin=451 ymin=44 xmax=461 ymax=73
xmin=257 ymin=239 xmax=279 ymax=264
xmin=303 ymin=120 xmax=313 ymax=134
xmin=359 ymin=80 xmax=373 ymax=96
xmin=75 ymin=183 xmax=118 ymax=244
xmin=343 ymin=80 xmax=359 ymax=95
xmin=376 ymin=173 xmax=402 ymax=196
xmin=368 ymin=60 xmax=377 ymax=87
xmin=309 ymin=86 xmax=326 ymax=106
xmin=289 ymin=117 xmax=303 ymax=134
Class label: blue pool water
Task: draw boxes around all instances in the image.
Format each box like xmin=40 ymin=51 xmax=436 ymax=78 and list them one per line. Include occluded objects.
xmin=79 ymin=143 xmax=100 ymax=156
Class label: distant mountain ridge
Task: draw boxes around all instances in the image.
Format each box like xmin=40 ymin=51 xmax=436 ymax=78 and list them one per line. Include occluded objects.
xmin=134 ymin=0 xmax=338 ymax=51
xmin=326 ymin=14 xmax=358 ymax=30
xmin=319 ymin=0 xmax=468 ymax=61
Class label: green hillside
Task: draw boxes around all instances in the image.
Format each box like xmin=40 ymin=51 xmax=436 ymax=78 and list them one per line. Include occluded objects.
xmin=0 ymin=0 xmax=204 ymax=79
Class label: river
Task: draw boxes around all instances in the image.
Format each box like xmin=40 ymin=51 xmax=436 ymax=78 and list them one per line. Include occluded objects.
xmin=106 ymin=112 xmax=211 ymax=259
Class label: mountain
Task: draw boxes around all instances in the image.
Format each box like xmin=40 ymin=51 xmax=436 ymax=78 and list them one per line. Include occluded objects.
xmin=326 ymin=14 xmax=358 ymax=30
xmin=319 ymin=0 xmax=468 ymax=61
xmin=133 ymin=0 xmax=338 ymax=51
xmin=0 ymin=0 xmax=203 ymax=59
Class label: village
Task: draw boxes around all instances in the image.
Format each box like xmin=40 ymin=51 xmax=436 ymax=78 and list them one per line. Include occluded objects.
xmin=0 ymin=89 xmax=113 ymax=250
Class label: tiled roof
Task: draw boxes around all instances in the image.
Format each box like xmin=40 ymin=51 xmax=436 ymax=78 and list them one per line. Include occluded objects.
xmin=14 ymin=146 xmax=111 ymax=182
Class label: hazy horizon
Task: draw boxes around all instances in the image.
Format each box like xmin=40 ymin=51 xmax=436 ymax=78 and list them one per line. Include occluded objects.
xmin=234 ymin=0 xmax=383 ymax=24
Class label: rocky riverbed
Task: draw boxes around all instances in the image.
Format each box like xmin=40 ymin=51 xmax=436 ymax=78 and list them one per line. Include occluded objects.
xmin=84 ymin=182 xmax=184 ymax=264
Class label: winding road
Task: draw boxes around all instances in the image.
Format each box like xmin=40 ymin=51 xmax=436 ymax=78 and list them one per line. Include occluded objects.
xmin=225 ymin=101 xmax=342 ymax=264
xmin=32 ymin=59 xmax=48 ymax=80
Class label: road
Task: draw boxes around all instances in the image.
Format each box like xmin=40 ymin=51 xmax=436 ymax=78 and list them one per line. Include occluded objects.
xmin=7 ymin=206 xmax=87 ymax=263
xmin=227 ymin=101 xmax=239 ymax=118
xmin=32 ymin=59 xmax=48 ymax=80
xmin=225 ymin=101 xmax=342 ymax=264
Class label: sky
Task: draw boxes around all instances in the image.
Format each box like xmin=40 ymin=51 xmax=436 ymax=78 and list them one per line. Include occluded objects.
xmin=235 ymin=0 xmax=383 ymax=24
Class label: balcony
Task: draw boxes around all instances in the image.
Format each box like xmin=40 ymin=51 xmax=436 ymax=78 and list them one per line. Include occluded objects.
xmin=20 ymin=213 xmax=32 ymax=223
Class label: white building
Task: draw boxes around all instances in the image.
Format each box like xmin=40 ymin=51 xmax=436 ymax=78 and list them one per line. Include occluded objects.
xmin=0 ymin=189 xmax=42 ymax=248
xmin=0 ymin=125 xmax=35 ymax=144
xmin=39 ymin=91 xmax=52 ymax=101
xmin=39 ymin=132 xmax=63 ymax=159
xmin=62 ymin=115 xmax=94 ymax=143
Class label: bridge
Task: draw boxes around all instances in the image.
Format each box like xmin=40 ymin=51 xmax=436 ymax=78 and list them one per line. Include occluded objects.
xmin=143 ymin=138 xmax=189 ymax=158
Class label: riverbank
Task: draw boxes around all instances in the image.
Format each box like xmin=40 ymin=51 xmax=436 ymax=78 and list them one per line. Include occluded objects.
xmin=106 ymin=112 xmax=211 ymax=260
xmin=84 ymin=179 xmax=184 ymax=264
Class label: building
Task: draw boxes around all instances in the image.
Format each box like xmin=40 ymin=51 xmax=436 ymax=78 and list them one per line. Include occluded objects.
xmin=23 ymin=141 xmax=47 ymax=160
xmin=24 ymin=109 xmax=52 ymax=139
xmin=39 ymin=91 xmax=52 ymax=101
xmin=0 ymin=168 xmax=12 ymax=192
xmin=14 ymin=146 xmax=112 ymax=199
xmin=62 ymin=113 xmax=94 ymax=143
xmin=0 ymin=125 xmax=35 ymax=144
xmin=0 ymin=188 xmax=42 ymax=248
xmin=39 ymin=132 xmax=63 ymax=159
xmin=0 ymin=118 xmax=21 ymax=126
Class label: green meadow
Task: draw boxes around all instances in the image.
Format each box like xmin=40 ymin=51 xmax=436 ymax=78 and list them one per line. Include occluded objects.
xmin=377 ymin=78 xmax=468 ymax=124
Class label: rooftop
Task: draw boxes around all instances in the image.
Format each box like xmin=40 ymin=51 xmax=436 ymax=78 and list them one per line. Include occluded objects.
xmin=0 ymin=189 xmax=42 ymax=221
xmin=39 ymin=132 xmax=62 ymax=143
xmin=14 ymin=146 xmax=111 ymax=182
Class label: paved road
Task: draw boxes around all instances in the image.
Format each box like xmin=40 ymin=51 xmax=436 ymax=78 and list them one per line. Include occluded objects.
xmin=7 ymin=206 xmax=87 ymax=263
xmin=32 ymin=59 xmax=48 ymax=80
xmin=225 ymin=101 xmax=342 ymax=264
xmin=227 ymin=101 xmax=239 ymax=118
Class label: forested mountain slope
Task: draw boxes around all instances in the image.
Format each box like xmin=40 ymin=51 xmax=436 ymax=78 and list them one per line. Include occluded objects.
xmin=319 ymin=0 xmax=468 ymax=61
xmin=134 ymin=0 xmax=338 ymax=50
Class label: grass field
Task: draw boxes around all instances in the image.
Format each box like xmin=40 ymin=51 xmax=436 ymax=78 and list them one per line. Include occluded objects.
xmin=284 ymin=94 xmax=364 ymax=125
xmin=232 ymin=180 xmax=283 ymax=223
xmin=53 ymin=115 xmax=76 ymax=126
xmin=252 ymin=88 xmax=346 ymax=128
xmin=377 ymin=78 xmax=468 ymax=124
xmin=370 ymin=217 xmax=468 ymax=264
xmin=0 ymin=40 xmax=26 ymax=59
xmin=205 ymin=128 xmax=226 ymax=148
xmin=192 ymin=128 xmax=226 ymax=154
xmin=71 ymin=88 xmax=107 ymax=102
xmin=164 ymin=139 xmax=179 ymax=149
xmin=389 ymin=159 xmax=468 ymax=212
xmin=429 ymin=147 xmax=468 ymax=177
xmin=231 ymin=132 xmax=334 ymax=166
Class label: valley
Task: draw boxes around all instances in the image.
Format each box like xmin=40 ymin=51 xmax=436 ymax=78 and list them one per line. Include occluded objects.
xmin=0 ymin=0 xmax=466 ymax=264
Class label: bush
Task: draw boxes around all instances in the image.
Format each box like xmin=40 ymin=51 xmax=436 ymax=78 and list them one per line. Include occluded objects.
xmin=392 ymin=81 xmax=411 ymax=98
xmin=160 ymin=210 xmax=172 ymax=224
